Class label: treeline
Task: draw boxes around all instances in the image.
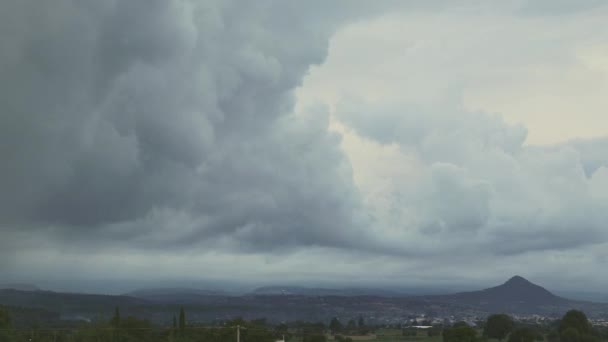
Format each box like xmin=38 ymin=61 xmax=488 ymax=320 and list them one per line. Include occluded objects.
xmin=0 ymin=305 xmax=328 ymax=342
xmin=3 ymin=305 xmax=608 ymax=342
xmin=441 ymin=310 xmax=608 ymax=342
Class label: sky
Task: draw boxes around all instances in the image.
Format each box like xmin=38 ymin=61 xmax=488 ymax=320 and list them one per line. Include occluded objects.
xmin=1 ymin=0 xmax=608 ymax=295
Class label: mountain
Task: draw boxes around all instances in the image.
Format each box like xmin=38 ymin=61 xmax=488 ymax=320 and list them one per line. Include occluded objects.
xmin=126 ymin=287 xmax=230 ymax=303
xmin=0 ymin=288 xmax=148 ymax=315
xmin=424 ymin=275 xmax=571 ymax=313
xmin=251 ymin=286 xmax=408 ymax=297
xmin=2 ymin=276 xmax=608 ymax=324
xmin=0 ymin=283 xmax=40 ymax=291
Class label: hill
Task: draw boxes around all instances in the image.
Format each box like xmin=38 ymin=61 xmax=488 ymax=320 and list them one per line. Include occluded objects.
xmin=0 ymin=283 xmax=40 ymax=291
xmin=423 ymin=275 xmax=572 ymax=313
xmin=126 ymin=287 xmax=230 ymax=303
xmin=0 ymin=288 xmax=148 ymax=316
xmin=251 ymin=286 xmax=407 ymax=297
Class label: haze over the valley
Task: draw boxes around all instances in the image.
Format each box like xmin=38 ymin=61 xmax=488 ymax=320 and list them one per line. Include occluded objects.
xmin=1 ymin=0 xmax=608 ymax=295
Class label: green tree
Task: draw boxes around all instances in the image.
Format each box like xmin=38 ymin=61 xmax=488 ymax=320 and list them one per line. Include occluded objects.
xmin=178 ymin=307 xmax=186 ymax=334
xmin=558 ymin=310 xmax=599 ymax=342
xmin=358 ymin=316 xmax=369 ymax=334
xmin=347 ymin=319 xmax=356 ymax=332
xmin=111 ymin=306 xmax=121 ymax=342
xmin=559 ymin=310 xmax=592 ymax=336
xmin=562 ymin=327 xmax=581 ymax=342
xmin=508 ymin=327 xmax=540 ymax=342
xmin=276 ymin=323 xmax=291 ymax=341
xmin=111 ymin=306 xmax=121 ymax=327
xmin=547 ymin=331 xmax=560 ymax=342
xmin=120 ymin=316 xmax=159 ymax=342
xmin=443 ymin=325 xmax=477 ymax=342
xmin=329 ymin=317 xmax=343 ymax=333
xmin=483 ymin=314 xmax=514 ymax=341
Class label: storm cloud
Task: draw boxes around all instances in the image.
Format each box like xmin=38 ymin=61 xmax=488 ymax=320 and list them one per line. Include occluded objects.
xmin=1 ymin=0 xmax=608 ymax=292
xmin=0 ymin=0 xmax=375 ymax=253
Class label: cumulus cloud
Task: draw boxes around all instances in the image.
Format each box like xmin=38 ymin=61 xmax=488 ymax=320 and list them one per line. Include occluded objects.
xmin=334 ymin=99 xmax=608 ymax=257
xmin=0 ymin=0 xmax=385 ymax=262
xmin=2 ymin=0 xmax=608 ymax=290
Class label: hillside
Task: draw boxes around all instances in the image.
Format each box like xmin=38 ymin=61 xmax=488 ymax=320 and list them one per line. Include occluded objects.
xmin=126 ymin=287 xmax=230 ymax=303
xmin=0 ymin=288 xmax=148 ymax=314
xmin=424 ymin=275 xmax=572 ymax=313
xmin=251 ymin=286 xmax=407 ymax=297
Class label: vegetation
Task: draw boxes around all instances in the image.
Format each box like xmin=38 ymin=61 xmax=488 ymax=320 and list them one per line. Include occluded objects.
xmin=507 ymin=327 xmax=542 ymax=342
xmin=557 ymin=310 xmax=600 ymax=342
xmin=484 ymin=314 xmax=514 ymax=341
xmin=442 ymin=323 xmax=477 ymax=342
xmin=3 ymin=304 xmax=608 ymax=342
xmin=1 ymin=306 xmax=15 ymax=341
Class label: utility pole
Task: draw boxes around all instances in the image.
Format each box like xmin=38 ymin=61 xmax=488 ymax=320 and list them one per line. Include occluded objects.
xmin=237 ymin=325 xmax=240 ymax=342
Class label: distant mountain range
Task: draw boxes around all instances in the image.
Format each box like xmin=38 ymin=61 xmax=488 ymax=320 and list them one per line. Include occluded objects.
xmin=250 ymin=286 xmax=409 ymax=297
xmin=0 ymin=283 xmax=40 ymax=291
xmin=125 ymin=287 xmax=230 ymax=304
xmin=2 ymin=276 xmax=608 ymax=324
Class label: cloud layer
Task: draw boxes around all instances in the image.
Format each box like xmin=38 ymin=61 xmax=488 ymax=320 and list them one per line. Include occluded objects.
xmin=1 ymin=0 xmax=608 ymax=292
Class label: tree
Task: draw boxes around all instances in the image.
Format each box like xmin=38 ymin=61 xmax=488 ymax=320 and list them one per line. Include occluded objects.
xmin=111 ymin=306 xmax=121 ymax=327
xmin=329 ymin=317 xmax=343 ymax=333
xmin=276 ymin=323 xmax=291 ymax=341
xmin=483 ymin=314 xmax=514 ymax=341
xmin=508 ymin=327 xmax=540 ymax=342
xmin=347 ymin=319 xmax=356 ymax=332
xmin=179 ymin=307 xmax=186 ymax=333
xmin=358 ymin=316 xmax=369 ymax=334
xmin=558 ymin=310 xmax=599 ymax=342
xmin=111 ymin=306 xmax=121 ymax=341
xmin=443 ymin=325 xmax=477 ymax=342
xmin=559 ymin=310 xmax=592 ymax=336
xmin=547 ymin=331 xmax=560 ymax=342
xmin=561 ymin=328 xmax=581 ymax=342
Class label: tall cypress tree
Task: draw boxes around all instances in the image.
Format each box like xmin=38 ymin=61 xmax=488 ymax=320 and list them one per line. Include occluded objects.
xmin=112 ymin=307 xmax=121 ymax=341
xmin=179 ymin=307 xmax=186 ymax=334
xmin=112 ymin=307 xmax=121 ymax=328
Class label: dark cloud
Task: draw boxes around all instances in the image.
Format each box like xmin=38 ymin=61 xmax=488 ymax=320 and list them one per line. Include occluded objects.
xmin=0 ymin=0 xmax=377 ymax=255
xmin=2 ymin=0 xmax=608 ymax=291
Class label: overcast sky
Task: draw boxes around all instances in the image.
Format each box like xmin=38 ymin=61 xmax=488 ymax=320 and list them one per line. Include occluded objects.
xmin=1 ymin=0 xmax=608 ymax=294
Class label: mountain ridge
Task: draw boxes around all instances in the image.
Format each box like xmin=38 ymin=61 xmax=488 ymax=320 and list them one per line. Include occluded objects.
xmin=1 ymin=276 xmax=606 ymax=322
